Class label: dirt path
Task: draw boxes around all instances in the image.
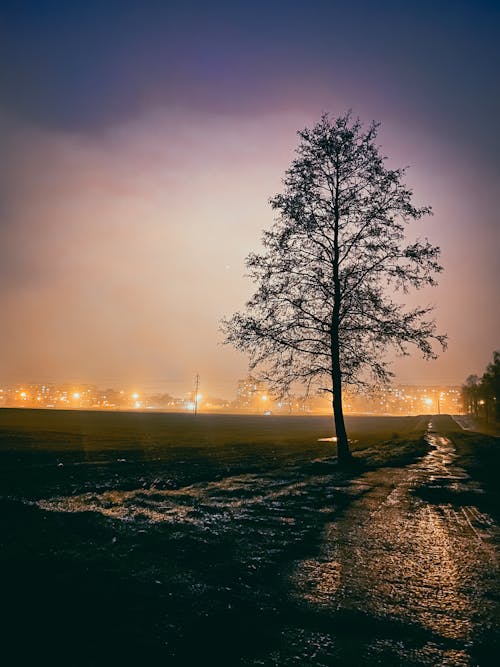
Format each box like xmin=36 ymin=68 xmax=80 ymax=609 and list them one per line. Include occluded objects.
xmin=287 ymin=420 xmax=499 ymax=665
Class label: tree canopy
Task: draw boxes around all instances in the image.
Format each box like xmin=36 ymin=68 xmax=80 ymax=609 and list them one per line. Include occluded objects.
xmin=223 ymin=113 xmax=446 ymax=461
xmin=462 ymin=351 xmax=500 ymax=422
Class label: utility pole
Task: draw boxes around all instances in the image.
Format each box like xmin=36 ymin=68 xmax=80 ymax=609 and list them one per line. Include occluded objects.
xmin=194 ymin=373 xmax=200 ymax=416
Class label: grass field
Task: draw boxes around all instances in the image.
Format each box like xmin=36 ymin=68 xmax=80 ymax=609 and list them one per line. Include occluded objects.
xmin=439 ymin=418 xmax=500 ymax=521
xmin=0 ymin=408 xmax=430 ymax=498
xmin=0 ymin=407 xmax=430 ymax=450
xmin=0 ymin=409 xmax=434 ymax=665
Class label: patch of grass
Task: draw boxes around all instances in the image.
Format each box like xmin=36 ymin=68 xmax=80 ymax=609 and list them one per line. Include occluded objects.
xmin=466 ymin=417 xmax=500 ymax=437
xmin=439 ymin=422 xmax=500 ymax=520
xmin=0 ymin=407 xmax=428 ymax=451
xmin=0 ymin=409 xmax=430 ymax=502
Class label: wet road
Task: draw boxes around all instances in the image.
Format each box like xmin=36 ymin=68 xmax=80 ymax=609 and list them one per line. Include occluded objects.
xmin=288 ymin=421 xmax=499 ymax=665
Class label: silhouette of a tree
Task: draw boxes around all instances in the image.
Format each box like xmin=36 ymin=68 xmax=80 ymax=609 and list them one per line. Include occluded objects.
xmin=462 ymin=374 xmax=481 ymax=417
xmin=481 ymin=351 xmax=500 ymax=422
xmin=223 ymin=114 xmax=446 ymax=462
xmin=463 ymin=352 xmax=500 ymax=422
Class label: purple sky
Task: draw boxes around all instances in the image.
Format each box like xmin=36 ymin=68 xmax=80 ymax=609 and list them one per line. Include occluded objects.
xmin=0 ymin=1 xmax=498 ymax=396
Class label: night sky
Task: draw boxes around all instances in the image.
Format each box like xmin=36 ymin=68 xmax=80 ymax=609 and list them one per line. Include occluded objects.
xmin=1 ymin=0 xmax=498 ymax=396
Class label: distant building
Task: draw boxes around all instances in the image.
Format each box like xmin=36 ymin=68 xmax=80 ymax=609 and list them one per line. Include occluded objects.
xmin=234 ymin=377 xmax=271 ymax=412
xmin=0 ymin=379 xmax=465 ymax=415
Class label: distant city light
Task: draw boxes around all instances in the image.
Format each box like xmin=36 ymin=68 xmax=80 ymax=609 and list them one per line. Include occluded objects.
xmin=0 ymin=380 xmax=465 ymax=415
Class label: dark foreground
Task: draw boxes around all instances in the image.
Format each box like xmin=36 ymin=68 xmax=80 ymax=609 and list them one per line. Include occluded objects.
xmin=0 ymin=410 xmax=498 ymax=665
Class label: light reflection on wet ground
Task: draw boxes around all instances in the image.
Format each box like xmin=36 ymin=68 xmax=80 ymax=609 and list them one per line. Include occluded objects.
xmin=288 ymin=427 xmax=499 ymax=664
xmin=36 ymin=473 xmax=325 ymax=529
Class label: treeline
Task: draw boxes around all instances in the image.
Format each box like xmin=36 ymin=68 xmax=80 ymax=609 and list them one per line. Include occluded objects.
xmin=462 ymin=351 xmax=499 ymax=422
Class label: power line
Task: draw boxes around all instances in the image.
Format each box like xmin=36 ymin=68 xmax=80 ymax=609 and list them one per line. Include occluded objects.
xmin=194 ymin=373 xmax=200 ymax=416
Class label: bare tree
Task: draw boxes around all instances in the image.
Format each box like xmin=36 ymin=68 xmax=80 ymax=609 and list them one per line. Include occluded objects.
xmin=223 ymin=113 xmax=446 ymax=462
xmin=481 ymin=351 xmax=500 ymax=422
xmin=462 ymin=374 xmax=480 ymax=417
xmin=462 ymin=352 xmax=500 ymax=422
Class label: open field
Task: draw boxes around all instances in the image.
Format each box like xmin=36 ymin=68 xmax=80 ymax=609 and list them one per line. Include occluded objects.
xmin=0 ymin=408 xmax=430 ymax=450
xmin=0 ymin=409 xmax=429 ymax=500
xmin=0 ymin=409 xmax=498 ymax=665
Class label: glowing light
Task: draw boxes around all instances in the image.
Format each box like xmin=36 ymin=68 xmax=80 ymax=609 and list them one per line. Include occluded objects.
xmin=73 ymin=392 xmax=80 ymax=400
xmin=196 ymin=393 xmax=202 ymax=402
xmin=20 ymin=391 xmax=27 ymax=398
xmin=424 ymin=398 xmax=433 ymax=406
xmin=132 ymin=392 xmax=139 ymax=400
xmin=261 ymin=395 xmax=268 ymax=401
xmin=134 ymin=401 xmax=142 ymax=408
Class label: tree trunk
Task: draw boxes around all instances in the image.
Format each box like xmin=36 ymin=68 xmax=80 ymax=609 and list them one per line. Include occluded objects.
xmin=331 ymin=162 xmax=351 ymax=464
xmin=331 ymin=312 xmax=350 ymax=462
xmin=330 ymin=290 xmax=350 ymax=462
xmin=332 ymin=370 xmax=350 ymax=463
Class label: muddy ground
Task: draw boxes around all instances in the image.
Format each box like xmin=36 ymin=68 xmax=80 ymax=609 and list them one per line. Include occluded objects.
xmin=0 ymin=410 xmax=498 ymax=665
